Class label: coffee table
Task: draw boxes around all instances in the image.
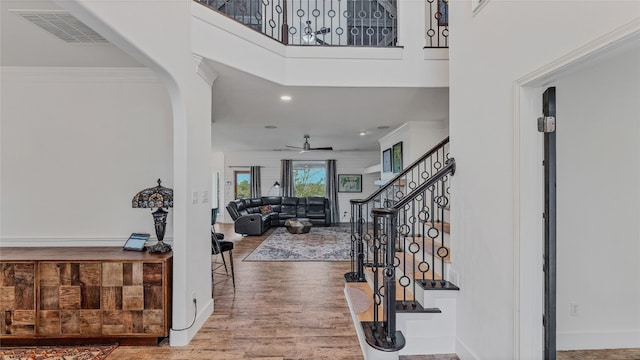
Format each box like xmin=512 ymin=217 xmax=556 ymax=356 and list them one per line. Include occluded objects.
xmin=284 ymin=218 xmax=313 ymax=234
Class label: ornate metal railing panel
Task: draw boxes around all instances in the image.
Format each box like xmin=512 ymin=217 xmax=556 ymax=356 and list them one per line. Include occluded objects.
xmin=362 ymin=159 xmax=455 ymax=350
xmin=196 ymin=0 xmax=403 ymax=47
xmin=425 ymin=0 xmax=448 ymax=48
xmin=345 ymin=137 xmax=450 ymax=283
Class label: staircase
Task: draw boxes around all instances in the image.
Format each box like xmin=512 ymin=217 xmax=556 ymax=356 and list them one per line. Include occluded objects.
xmin=344 ymin=138 xmax=459 ymax=359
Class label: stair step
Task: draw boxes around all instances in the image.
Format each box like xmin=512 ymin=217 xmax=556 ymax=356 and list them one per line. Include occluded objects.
xmin=364 ymin=267 xmax=416 ymax=302
xmin=346 ymin=273 xmax=440 ymax=325
xmin=345 ymin=282 xmax=378 ymax=322
xmin=401 ymin=236 xmax=451 ymax=263
xmin=396 ymin=251 xmax=443 ymax=283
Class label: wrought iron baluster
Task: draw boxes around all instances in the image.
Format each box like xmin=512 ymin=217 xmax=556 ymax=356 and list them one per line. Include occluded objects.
xmin=345 ymin=138 xmax=450 ymax=284
xmin=420 ymin=204 xmax=428 ymax=285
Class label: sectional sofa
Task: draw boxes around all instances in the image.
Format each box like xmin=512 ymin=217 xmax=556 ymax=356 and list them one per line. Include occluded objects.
xmin=225 ymin=196 xmax=331 ymax=236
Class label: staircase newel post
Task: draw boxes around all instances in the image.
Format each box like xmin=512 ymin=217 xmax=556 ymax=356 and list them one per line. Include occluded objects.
xmin=345 ymin=200 xmax=366 ymax=282
xmin=373 ymin=207 xmax=399 ymax=344
xmin=356 ymin=202 xmax=365 ymax=281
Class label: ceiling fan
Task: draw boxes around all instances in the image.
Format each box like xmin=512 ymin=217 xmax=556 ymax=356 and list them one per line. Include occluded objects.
xmin=302 ymin=21 xmax=330 ymax=45
xmin=286 ymin=135 xmax=333 ymax=152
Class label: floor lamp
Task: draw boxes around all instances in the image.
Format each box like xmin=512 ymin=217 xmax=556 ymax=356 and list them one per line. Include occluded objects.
xmin=268 ymin=181 xmax=281 ymax=196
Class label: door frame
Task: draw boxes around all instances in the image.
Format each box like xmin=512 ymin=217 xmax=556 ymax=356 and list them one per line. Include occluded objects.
xmin=513 ymin=24 xmax=640 ymax=359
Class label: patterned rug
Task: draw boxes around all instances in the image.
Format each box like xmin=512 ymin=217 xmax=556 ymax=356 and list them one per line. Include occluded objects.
xmin=244 ymin=225 xmax=351 ymax=262
xmin=0 ymin=344 xmax=117 ymax=360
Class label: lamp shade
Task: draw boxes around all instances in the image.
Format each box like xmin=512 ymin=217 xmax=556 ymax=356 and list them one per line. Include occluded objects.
xmin=132 ymin=179 xmax=173 ymax=209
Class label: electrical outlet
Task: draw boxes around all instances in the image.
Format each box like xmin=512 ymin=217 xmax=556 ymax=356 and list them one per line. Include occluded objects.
xmin=570 ymin=303 xmax=578 ymax=316
xmin=192 ymin=292 xmax=197 ymax=303
xmin=191 ymin=191 xmax=198 ymax=204
xmin=343 ymin=211 xmax=348 ymax=218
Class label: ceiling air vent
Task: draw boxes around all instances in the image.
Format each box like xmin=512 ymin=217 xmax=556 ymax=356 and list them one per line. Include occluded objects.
xmin=10 ymin=9 xmax=108 ymax=44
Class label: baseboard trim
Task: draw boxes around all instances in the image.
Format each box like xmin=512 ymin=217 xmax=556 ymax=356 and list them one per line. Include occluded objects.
xmin=169 ymin=297 xmax=213 ymax=346
xmin=557 ymin=329 xmax=640 ymax=350
xmin=455 ymin=337 xmax=479 ymax=360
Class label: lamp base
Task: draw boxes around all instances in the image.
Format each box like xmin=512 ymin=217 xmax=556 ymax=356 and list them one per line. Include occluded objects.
xmin=148 ymin=240 xmax=172 ymax=254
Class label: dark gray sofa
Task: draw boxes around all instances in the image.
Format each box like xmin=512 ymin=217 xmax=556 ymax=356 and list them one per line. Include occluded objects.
xmin=226 ymin=196 xmax=331 ymax=236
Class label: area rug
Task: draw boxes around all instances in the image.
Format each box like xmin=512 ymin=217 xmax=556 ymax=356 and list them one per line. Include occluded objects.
xmin=0 ymin=344 xmax=117 ymax=360
xmin=244 ymin=225 xmax=351 ymax=262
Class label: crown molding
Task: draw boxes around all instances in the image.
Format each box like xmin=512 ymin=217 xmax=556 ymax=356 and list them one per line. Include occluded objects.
xmin=193 ymin=55 xmax=218 ymax=86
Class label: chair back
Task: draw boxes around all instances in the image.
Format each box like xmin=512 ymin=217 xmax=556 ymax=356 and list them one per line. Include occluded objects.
xmin=211 ymin=225 xmax=224 ymax=254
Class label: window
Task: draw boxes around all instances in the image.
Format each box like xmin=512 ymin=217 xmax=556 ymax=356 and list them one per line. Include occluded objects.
xmin=235 ymin=171 xmax=250 ymax=199
xmin=292 ymin=161 xmax=326 ymax=197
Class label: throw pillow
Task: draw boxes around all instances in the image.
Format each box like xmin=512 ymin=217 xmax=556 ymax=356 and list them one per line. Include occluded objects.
xmin=259 ymin=205 xmax=273 ymax=214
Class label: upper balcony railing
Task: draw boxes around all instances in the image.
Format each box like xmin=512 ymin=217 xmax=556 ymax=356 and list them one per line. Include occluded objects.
xmin=196 ymin=0 xmax=448 ymax=48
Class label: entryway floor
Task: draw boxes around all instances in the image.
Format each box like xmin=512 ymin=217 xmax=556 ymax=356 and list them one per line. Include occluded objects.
xmin=105 ymin=223 xmax=638 ymax=359
xmin=558 ymin=348 xmax=640 ymax=360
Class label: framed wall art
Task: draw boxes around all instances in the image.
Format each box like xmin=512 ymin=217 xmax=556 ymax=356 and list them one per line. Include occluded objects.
xmin=392 ymin=142 xmax=403 ymax=173
xmin=382 ymin=148 xmax=392 ymax=173
xmin=338 ymin=174 xmax=362 ymax=193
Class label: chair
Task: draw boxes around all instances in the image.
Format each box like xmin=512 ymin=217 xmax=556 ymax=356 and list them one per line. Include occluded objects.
xmin=211 ymin=225 xmax=235 ymax=289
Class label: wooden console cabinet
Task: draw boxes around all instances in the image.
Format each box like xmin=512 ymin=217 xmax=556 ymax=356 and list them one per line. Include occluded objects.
xmin=0 ymin=247 xmax=172 ymax=345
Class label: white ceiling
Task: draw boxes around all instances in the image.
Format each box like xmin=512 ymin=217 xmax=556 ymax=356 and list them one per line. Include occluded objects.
xmin=1 ymin=0 xmax=449 ymax=153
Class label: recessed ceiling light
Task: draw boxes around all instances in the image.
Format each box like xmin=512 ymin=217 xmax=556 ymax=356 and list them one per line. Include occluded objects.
xmin=265 ymin=125 xmax=277 ymax=129
xmin=377 ymin=125 xmax=390 ymax=130
xmin=359 ymin=132 xmax=367 ymax=136
xmin=280 ymin=95 xmax=292 ymax=101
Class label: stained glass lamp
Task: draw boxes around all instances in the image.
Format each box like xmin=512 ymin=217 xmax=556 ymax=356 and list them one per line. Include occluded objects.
xmin=132 ymin=179 xmax=173 ymax=253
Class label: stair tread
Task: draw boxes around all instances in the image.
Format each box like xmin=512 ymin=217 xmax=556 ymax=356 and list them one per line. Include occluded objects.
xmin=364 ymin=267 xmax=415 ymax=302
xmin=345 ymin=282 xmax=378 ymax=322
xmin=396 ymin=251 xmax=443 ymax=283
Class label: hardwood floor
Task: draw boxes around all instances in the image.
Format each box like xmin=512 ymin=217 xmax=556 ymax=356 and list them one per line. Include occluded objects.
xmin=108 ymin=224 xmax=364 ymax=359
xmin=95 ymin=224 xmax=640 ymax=359
xmin=557 ymin=348 xmax=640 ymax=360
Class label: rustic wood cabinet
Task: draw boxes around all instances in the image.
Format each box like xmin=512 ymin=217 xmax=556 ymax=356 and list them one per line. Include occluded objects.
xmin=0 ymin=248 xmax=172 ymax=345
xmin=0 ymin=262 xmax=37 ymax=336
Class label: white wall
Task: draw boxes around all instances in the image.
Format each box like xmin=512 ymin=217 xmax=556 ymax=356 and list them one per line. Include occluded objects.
xmin=555 ymin=45 xmax=640 ymax=349
xmin=378 ymin=121 xmax=449 ymax=182
xmin=1 ymin=67 xmax=172 ymax=245
xmin=49 ymin=0 xmax=216 ymax=346
xmin=448 ymin=1 xmax=640 ymax=359
xmin=220 ymin=150 xmax=378 ymax=223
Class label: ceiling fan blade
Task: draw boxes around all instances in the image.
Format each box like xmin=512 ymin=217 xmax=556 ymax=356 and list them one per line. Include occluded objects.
xmin=315 ymin=27 xmax=330 ymax=34
xmin=314 ymin=38 xmax=326 ymax=45
xmin=285 ymin=145 xmax=303 ymax=149
xmin=310 ymin=146 xmax=333 ymax=151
